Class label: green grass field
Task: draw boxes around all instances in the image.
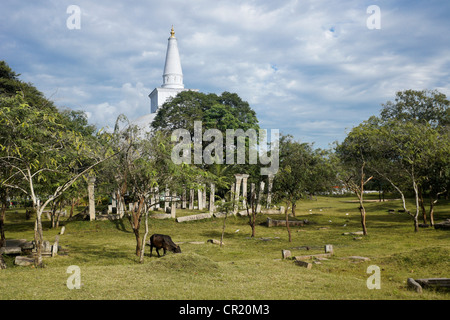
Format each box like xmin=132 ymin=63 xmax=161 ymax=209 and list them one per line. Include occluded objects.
xmin=1 ymin=195 xmax=449 ymax=300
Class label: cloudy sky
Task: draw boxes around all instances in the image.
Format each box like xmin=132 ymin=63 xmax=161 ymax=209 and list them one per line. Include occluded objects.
xmin=1 ymin=0 xmax=449 ymax=149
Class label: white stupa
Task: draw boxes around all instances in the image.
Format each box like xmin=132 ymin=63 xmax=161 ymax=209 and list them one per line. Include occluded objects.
xmin=133 ymin=26 xmax=197 ymax=131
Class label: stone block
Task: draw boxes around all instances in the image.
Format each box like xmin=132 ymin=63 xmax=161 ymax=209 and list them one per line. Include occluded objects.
xmin=325 ymin=244 xmax=334 ymax=254
xmin=15 ymin=256 xmax=35 ymax=266
xmin=281 ymin=250 xmax=291 ymax=259
xmin=295 ymin=260 xmax=312 ymax=269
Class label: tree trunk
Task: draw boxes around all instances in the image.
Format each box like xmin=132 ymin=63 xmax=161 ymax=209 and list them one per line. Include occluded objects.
xmin=291 ymin=202 xmax=296 ymax=217
xmin=359 ymin=205 xmax=368 ymax=236
xmin=413 ymin=181 xmax=420 ymax=232
xmin=0 ymin=202 xmax=6 ymax=248
xmin=129 ymin=197 xmax=145 ymax=257
xmin=133 ymin=229 xmax=141 ymax=257
xmin=139 ymin=209 xmax=149 ymax=264
xmin=429 ymin=203 xmax=435 ymax=227
xmin=34 ymin=212 xmax=44 ymax=267
xmin=418 ymin=188 xmax=427 ymax=224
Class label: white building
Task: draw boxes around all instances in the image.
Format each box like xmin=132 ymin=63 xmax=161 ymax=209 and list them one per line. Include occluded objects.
xmin=133 ymin=27 xmax=197 ymax=131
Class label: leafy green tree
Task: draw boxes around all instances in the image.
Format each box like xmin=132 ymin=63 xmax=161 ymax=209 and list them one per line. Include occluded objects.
xmin=152 ymin=90 xmax=261 ymax=196
xmin=103 ymin=115 xmax=209 ymax=260
xmin=381 ymin=89 xmax=449 ymax=127
xmin=335 ymin=127 xmax=375 ymax=236
xmin=338 ymin=89 xmax=449 ymax=232
xmin=273 ymin=135 xmax=336 ymax=241
xmin=0 ymin=92 xmax=115 ymax=266
xmin=379 ymin=89 xmax=449 ymax=230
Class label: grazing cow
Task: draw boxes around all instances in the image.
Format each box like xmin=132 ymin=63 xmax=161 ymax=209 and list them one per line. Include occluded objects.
xmin=149 ymin=234 xmax=181 ymax=257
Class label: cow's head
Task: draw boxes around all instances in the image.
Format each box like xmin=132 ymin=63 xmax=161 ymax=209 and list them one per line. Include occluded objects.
xmin=172 ymin=245 xmax=181 ymax=253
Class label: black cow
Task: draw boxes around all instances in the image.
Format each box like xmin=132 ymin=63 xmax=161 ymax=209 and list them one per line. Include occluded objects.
xmin=149 ymin=234 xmax=181 ymax=257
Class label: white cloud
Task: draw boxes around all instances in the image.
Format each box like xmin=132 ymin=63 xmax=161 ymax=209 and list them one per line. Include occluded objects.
xmin=1 ymin=0 xmax=449 ymax=149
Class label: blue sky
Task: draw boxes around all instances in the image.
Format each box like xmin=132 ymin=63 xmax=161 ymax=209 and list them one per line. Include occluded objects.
xmin=1 ymin=0 xmax=449 ymax=149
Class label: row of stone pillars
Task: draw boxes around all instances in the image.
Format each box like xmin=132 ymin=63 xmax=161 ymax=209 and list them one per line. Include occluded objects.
xmin=95 ymin=173 xmax=276 ymax=219
xmin=107 ymin=184 xmax=217 ymax=217
xmin=232 ymin=173 xmax=274 ymax=214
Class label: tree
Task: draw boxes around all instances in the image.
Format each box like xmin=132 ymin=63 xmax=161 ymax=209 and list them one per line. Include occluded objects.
xmin=104 ymin=115 xmax=209 ymax=260
xmin=335 ymin=131 xmax=374 ymax=236
xmin=273 ymin=135 xmax=336 ymax=240
xmin=380 ymin=89 xmax=449 ymax=127
xmin=379 ymin=89 xmax=449 ymax=230
xmin=338 ymin=89 xmax=449 ymax=232
xmin=0 ymin=93 xmax=115 ymax=266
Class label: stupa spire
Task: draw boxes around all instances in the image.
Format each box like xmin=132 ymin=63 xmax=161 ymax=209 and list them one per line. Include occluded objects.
xmin=162 ymin=26 xmax=184 ymax=89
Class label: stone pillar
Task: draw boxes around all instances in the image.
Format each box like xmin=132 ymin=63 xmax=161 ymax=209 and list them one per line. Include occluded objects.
xmin=165 ymin=186 xmax=170 ymax=212
xmin=234 ymin=174 xmax=244 ymax=214
xmin=202 ymin=184 xmax=207 ymax=210
xmin=209 ymin=183 xmax=215 ymax=214
xmin=266 ymin=174 xmax=274 ymax=208
xmin=182 ymin=188 xmax=187 ymax=209
xmin=88 ymin=176 xmax=96 ymax=221
xmin=110 ymin=192 xmax=116 ymax=213
xmin=256 ymin=181 xmax=265 ymax=213
xmin=154 ymin=186 xmax=160 ymax=210
xmin=189 ymin=189 xmax=194 ymax=210
xmin=198 ymin=188 xmax=203 ymax=210
xmin=150 ymin=187 xmax=155 ymax=210
xmin=241 ymin=174 xmax=250 ymax=209
xmin=171 ymin=191 xmax=177 ymax=218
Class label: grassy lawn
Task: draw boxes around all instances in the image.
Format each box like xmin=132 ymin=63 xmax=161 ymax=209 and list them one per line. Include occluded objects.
xmin=1 ymin=195 xmax=449 ymax=300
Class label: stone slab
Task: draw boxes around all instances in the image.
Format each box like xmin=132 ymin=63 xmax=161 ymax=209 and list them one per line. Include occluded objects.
xmin=347 ymin=256 xmax=370 ymax=261
xmin=0 ymin=247 xmax=22 ymax=255
xmin=176 ymin=213 xmax=212 ymax=223
xmin=266 ymin=218 xmax=306 ymax=227
xmin=294 ymin=253 xmax=332 ymax=260
xmin=15 ymin=256 xmax=35 ymax=266
xmin=150 ymin=213 xmax=172 ymax=220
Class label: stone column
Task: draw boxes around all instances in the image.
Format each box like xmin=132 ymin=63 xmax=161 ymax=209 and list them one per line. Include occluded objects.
xmin=154 ymin=186 xmax=160 ymax=210
xmin=266 ymin=174 xmax=274 ymax=208
xmin=165 ymin=186 xmax=170 ymax=212
xmin=234 ymin=174 xmax=244 ymax=214
xmin=198 ymin=188 xmax=203 ymax=210
xmin=189 ymin=189 xmax=194 ymax=210
xmin=150 ymin=187 xmax=155 ymax=210
xmin=171 ymin=191 xmax=177 ymax=218
xmin=182 ymin=188 xmax=187 ymax=209
xmin=88 ymin=176 xmax=96 ymax=221
xmin=256 ymin=181 xmax=265 ymax=213
xmin=241 ymin=174 xmax=250 ymax=209
xmin=209 ymin=183 xmax=215 ymax=214
xmin=202 ymin=184 xmax=207 ymax=211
